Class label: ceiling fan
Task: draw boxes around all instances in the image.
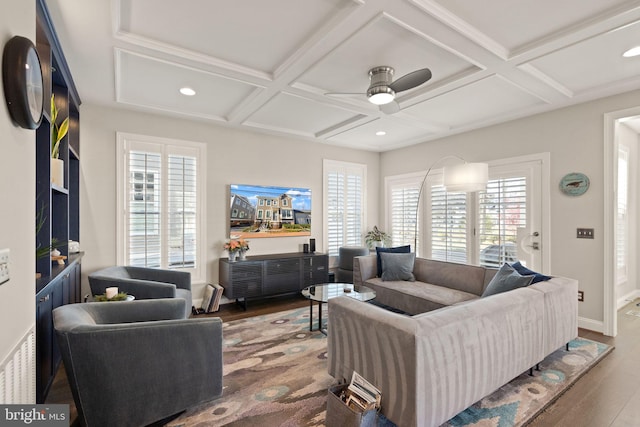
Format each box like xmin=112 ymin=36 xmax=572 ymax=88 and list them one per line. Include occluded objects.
xmin=326 ymin=66 xmax=432 ymax=114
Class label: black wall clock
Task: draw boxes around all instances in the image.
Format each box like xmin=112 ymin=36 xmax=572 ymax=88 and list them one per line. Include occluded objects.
xmin=2 ymin=35 xmax=44 ymax=129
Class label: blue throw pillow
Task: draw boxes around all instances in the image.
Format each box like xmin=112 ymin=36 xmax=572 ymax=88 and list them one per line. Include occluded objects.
xmin=510 ymin=261 xmax=551 ymax=283
xmin=481 ymin=263 xmax=534 ymax=297
xmin=376 ymin=245 xmax=411 ymax=277
xmin=380 ymin=252 xmax=416 ymax=282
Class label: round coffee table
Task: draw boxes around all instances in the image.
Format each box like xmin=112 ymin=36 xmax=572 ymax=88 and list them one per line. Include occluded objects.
xmin=301 ymin=283 xmax=376 ymax=334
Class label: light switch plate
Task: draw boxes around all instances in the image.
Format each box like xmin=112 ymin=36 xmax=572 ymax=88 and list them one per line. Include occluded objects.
xmin=577 ymin=228 xmax=594 ymax=239
xmin=0 ymin=248 xmax=9 ymax=285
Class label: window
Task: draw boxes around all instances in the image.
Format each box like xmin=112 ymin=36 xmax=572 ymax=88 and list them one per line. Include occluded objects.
xmin=117 ymin=133 xmax=206 ymax=283
xmin=324 ymin=160 xmax=366 ymax=256
xmin=430 ymin=184 xmax=468 ymax=264
xmin=392 ymin=156 xmax=543 ymax=269
xmin=385 ymin=173 xmax=421 ymax=249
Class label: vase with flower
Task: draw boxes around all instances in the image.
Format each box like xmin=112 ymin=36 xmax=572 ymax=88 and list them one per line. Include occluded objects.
xmin=237 ymin=239 xmax=250 ymax=260
xmin=224 ymin=238 xmax=250 ymax=262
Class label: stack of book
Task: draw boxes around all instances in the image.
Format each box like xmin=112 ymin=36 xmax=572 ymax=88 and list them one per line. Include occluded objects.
xmin=343 ymin=371 xmax=382 ymax=412
xmin=200 ymin=283 xmax=224 ymax=313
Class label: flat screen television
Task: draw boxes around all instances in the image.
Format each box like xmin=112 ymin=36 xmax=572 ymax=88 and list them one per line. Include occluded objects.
xmin=229 ymin=184 xmax=311 ymax=239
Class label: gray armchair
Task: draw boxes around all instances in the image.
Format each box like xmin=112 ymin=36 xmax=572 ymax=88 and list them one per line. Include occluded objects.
xmin=88 ymin=266 xmax=192 ymax=317
xmin=53 ymin=299 xmax=223 ymax=427
xmin=336 ymin=246 xmax=370 ymax=283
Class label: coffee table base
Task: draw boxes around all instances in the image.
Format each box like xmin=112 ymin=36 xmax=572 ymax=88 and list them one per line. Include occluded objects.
xmin=309 ymin=299 xmax=327 ymax=335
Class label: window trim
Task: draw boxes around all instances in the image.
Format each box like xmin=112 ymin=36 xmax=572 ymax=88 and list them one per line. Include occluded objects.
xmin=116 ymin=132 xmax=207 ymax=284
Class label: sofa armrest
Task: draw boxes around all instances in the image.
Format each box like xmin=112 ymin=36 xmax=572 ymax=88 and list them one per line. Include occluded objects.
xmin=353 ymin=255 xmax=376 ymax=286
xmin=328 ymin=297 xmax=417 ymax=426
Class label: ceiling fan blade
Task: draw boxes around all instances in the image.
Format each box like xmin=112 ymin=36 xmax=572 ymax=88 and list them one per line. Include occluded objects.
xmin=389 ymin=68 xmax=432 ymax=93
xmin=380 ymin=101 xmax=400 ymax=114
xmin=325 ymin=92 xmax=366 ymax=97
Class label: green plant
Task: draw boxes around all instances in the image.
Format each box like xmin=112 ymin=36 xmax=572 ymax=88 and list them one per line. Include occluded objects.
xmin=50 ymin=94 xmax=69 ymax=159
xmin=35 ymin=203 xmax=65 ymax=259
xmin=94 ymin=292 xmax=129 ymax=302
xmin=365 ymin=226 xmax=391 ymax=248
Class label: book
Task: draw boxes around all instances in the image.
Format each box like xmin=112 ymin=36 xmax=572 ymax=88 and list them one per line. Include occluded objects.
xmin=347 ymin=371 xmax=382 ymax=409
xmin=200 ymin=283 xmax=224 ymax=313
xmin=210 ymin=283 xmax=224 ymax=312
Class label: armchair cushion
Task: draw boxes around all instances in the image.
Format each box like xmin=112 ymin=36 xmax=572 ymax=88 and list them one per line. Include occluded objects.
xmin=53 ymin=299 xmax=223 ymax=427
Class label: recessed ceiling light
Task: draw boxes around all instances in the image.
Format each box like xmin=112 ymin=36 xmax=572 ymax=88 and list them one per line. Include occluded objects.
xmin=376 ymin=131 xmax=386 ymax=136
xmin=180 ymin=87 xmax=196 ymax=96
xmin=623 ymin=46 xmax=640 ymax=57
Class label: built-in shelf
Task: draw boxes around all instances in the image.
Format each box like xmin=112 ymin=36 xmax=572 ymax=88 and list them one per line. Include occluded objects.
xmin=35 ymin=0 xmax=82 ymax=404
xmin=51 ymin=183 xmax=68 ymax=195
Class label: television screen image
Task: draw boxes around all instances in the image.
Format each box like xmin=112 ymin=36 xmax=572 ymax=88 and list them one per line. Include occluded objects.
xmin=229 ymin=184 xmax=312 ymax=238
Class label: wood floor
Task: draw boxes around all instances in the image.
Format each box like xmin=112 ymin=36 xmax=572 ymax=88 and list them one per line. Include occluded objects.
xmin=47 ymin=295 xmax=639 ymax=426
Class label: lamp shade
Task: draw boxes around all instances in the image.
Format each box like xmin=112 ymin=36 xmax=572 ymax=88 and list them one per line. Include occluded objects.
xmin=443 ymin=162 xmax=488 ymax=192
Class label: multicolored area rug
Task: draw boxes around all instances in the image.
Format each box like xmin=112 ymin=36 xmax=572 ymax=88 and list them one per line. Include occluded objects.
xmin=168 ymin=307 xmax=612 ymax=427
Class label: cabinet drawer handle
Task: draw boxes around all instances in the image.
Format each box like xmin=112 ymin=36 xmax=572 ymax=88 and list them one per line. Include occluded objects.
xmin=39 ymin=294 xmax=50 ymax=303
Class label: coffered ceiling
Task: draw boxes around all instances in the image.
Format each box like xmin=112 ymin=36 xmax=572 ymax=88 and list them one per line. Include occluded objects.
xmin=46 ymin=0 xmax=640 ymax=151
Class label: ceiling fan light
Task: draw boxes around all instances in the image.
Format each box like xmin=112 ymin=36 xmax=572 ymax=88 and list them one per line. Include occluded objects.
xmin=369 ymin=92 xmax=394 ymax=105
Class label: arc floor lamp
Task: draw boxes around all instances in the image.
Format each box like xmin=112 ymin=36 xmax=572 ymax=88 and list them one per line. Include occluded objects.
xmin=414 ymin=156 xmax=489 ymax=251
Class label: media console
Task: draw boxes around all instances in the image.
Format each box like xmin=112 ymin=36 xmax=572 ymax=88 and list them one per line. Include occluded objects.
xmin=219 ymin=252 xmax=328 ymax=308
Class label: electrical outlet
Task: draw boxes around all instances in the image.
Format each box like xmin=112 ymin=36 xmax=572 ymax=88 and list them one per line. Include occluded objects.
xmin=578 ymin=290 xmax=584 ymax=302
xmin=577 ymin=228 xmax=594 ymax=239
xmin=0 ymin=248 xmax=9 ymax=285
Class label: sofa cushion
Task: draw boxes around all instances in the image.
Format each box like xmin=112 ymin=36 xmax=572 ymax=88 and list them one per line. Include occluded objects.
xmin=511 ymin=261 xmax=551 ymax=284
xmin=413 ymin=258 xmax=487 ymax=296
xmin=365 ymin=278 xmax=478 ymax=314
xmin=376 ymin=245 xmax=411 ymax=277
xmin=481 ymin=263 xmax=534 ymax=297
xmin=380 ymin=252 xmax=415 ymax=282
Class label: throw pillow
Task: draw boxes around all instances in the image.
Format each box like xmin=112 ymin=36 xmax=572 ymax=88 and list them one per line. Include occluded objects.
xmin=376 ymin=245 xmax=411 ymax=277
xmin=481 ymin=263 xmax=534 ymax=297
xmin=380 ymin=252 xmax=416 ymax=282
xmin=510 ymin=261 xmax=551 ymax=283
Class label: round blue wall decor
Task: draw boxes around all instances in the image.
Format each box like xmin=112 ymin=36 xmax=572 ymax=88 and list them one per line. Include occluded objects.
xmin=559 ymin=172 xmax=590 ymax=196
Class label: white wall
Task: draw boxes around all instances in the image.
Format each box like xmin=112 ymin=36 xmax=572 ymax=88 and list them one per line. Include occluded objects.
xmin=80 ymin=104 xmax=380 ymax=304
xmin=0 ymin=1 xmax=36 ymax=370
xmin=381 ymin=88 xmax=640 ymax=327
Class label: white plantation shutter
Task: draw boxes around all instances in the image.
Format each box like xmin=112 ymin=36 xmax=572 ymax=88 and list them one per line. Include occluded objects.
xmin=324 ymin=160 xmax=366 ymax=256
xmin=118 ymin=133 xmax=206 ymax=282
xmin=167 ymin=155 xmax=197 ymax=268
xmin=128 ymin=151 xmax=162 ymax=267
xmin=390 ymin=187 xmax=419 ymax=247
xmin=477 ymin=176 xmax=527 ymax=268
xmin=387 ymin=175 xmax=421 ymax=249
xmin=430 ymin=185 xmax=468 ymax=263
xmin=617 ymin=146 xmax=629 ymax=281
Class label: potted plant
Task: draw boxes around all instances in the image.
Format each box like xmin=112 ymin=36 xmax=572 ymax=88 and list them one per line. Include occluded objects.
xmin=365 ymin=226 xmax=391 ymax=249
xmin=50 ymin=94 xmax=69 ymax=187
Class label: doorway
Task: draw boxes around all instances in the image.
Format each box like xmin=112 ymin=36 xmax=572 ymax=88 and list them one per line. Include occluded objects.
xmin=604 ymin=109 xmax=640 ymax=337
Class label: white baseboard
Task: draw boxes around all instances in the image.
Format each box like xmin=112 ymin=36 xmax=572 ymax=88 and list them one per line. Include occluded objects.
xmin=578 ymin=316 xmax=604 ymax=333
xmin=617 ymin=290 xmax=640 ymax=310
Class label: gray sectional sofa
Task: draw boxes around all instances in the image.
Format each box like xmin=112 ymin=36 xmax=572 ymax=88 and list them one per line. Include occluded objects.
xmin=328 ymin=255 xmax=578 ymax=427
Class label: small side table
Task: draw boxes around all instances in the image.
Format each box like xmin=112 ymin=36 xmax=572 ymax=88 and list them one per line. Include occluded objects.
xmin=301 ymin=283 xmax=376 ymax=335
